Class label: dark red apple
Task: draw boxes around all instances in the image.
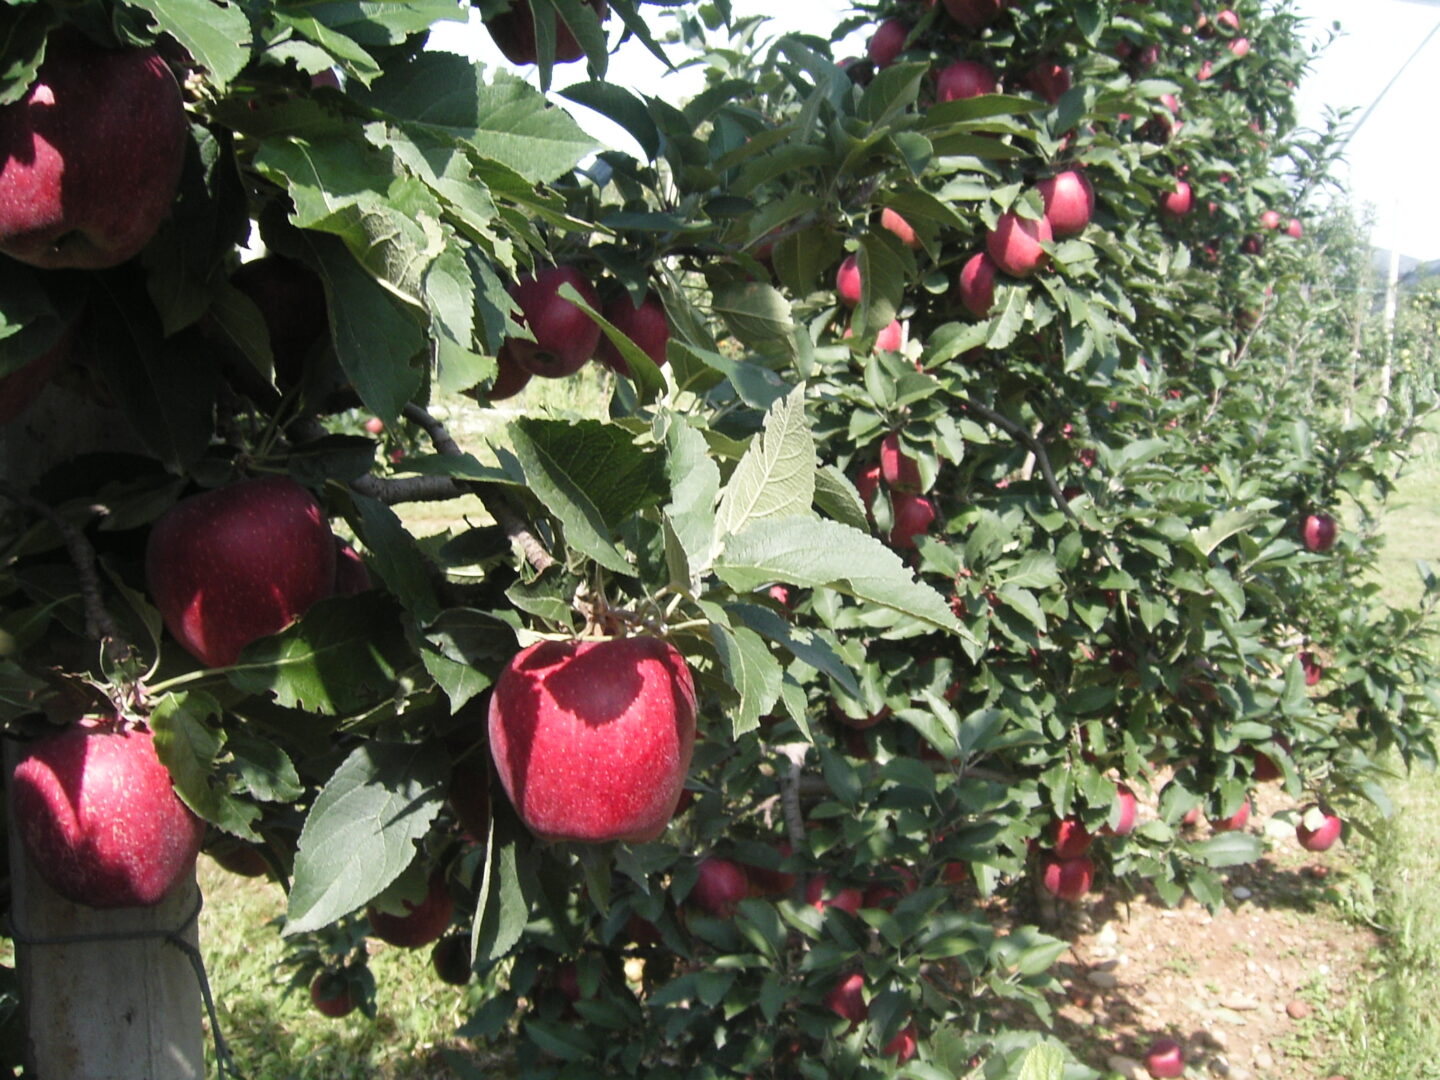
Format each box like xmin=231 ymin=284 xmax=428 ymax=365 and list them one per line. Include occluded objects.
xmin=889 ymin=492 xmax=936 ymax=550
xmin=484 ymin=0 xmax=609 ymax=65
xmin=230 ymin=256 xmax=330 ymax=390
xmin=942 ymin=0 xmax=1005 ymax=30
xmin=1302 ymin=512 xmax=1337 ymax=552
xmin=958 ymin=251 xmax=997 ymax=317
xmin=309 ymin=973 xmax=355 ymax=1018
xmin=488 ymin=636 xmax=696 ymax=843
xmin=0 ymin=33 xmax=188 ymax=269
xmin=867 ymin=19 xmax=910 ymax=69
xmin=824 ymin=972 xmax=868 ymax=1028
xmin=431 ymin=934 xmax=472 ymax=986
xmin=1049 ymin=817 xmax=1093 ymax=859
xmin=880 ymin=207 xmax=921 ymax=249
xmin=486 ymin=343 xmax=533 ymax=401
xmin=1025 ymin=60 xmax=1071 ymax=104
xmin=596 ymin=291 xmax=669 ymax=376
xmin=806 ymin=874 xmax=864 ymax=915
xmin=856 ymin=463 xmax=881 ymax=513
xmin=1040 ymin=853 xmax=1093 ymax=901
xmin=884 ymin=1023 xmax=919 ymax=1063
xmin=146 ymin=477 xmax=337 ymax=668
xmin=11 ymin=719 xmax=205 ymax=908
xmin=1160 ymin=180 xmax=1193 ymax=218
xmin=1299 ymin=650 xmax=1322 ymax=686
xmin=1145 ymin=1037 xmax=1185 ymax=1078
xmin=1209 ymin=798 xmax=1251 ymax=832
xmin=987 ymin=212 xmax=1051 ymax=277
xmin=504 ymin=266 xmax=602 ymax=378
xmin=880 ymin=432 xmax=921 ymax=492
xmin=367 ymin=871 xmax=455 ymax=949
xmin=936 ymin=60 xmax=998 ymax=103
xmin=1037 ymin=170 xmax=1094 ymax=238
xmin=836 ymin=255 xmax=862 ymax=307
xmin=745 ymin=842 xmax=797 ymax=896
xmin=689 ymin=856 xmax=750 ymax=917
xmin=333 ymin=538 xmax=372 ymax=595
xmin=1296 ymin=806 xmax=1342 ymax=852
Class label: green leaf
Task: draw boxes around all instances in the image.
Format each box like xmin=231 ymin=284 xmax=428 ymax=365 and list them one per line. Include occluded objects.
xmin=715 ymin=516 xmax=965 ymax=637
xmin=727 ymin=602 xmax=858 ymax=697
xmin=715 ymin=386 xmax=816 ymax=540
xmin=125 ymin=0 xmax=251 ymax=90
xmin=665 ymin=420 xmax=721 ymax=574
xmin=561 ymin=81 xmax=660 ymax=160
xmin=225 ymin=593 xmax=412 ymax=715
xmin=150 ymin=691 xmax=261 ymax=840
xmin=706 ymin=619 xmax=783 ymax=737
xmin=473 ymin=814 xmax=530 ymax=967
xmin=349 ymin=494 xmax=442 ymax=624
xmin=1015 ymin=1042 xmax=1067 ymax=1080
xmin=710 ymin=280 xmax=795 ymax=354
xmin=1189 ymin=831 xmax=1263 ymax=868
xmin=286 ymin=741 xmax=448 ymax=934
xmin=226 ymin=731 xmax=304 ymax=803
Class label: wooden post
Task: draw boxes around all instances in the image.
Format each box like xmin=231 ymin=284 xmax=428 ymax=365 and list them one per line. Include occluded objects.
xmin=6 ymin=740 xmax=206 ymax=1080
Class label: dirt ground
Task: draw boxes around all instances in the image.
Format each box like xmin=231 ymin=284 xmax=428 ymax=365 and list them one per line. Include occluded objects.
xmin=1017 ymin=782 xmax=1372 ymax=1080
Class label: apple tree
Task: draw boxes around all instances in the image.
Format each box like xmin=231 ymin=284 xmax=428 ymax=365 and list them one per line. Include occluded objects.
xmin=0 ymin=0 xmax=1437 ymax=1076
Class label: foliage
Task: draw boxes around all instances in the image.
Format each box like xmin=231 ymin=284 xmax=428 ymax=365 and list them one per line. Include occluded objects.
xmin=1 ymin=0 xmax=1438 ymax=1076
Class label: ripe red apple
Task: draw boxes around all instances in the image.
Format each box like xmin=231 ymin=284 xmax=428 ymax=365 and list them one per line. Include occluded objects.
xmin=890 ymin=492 xmax=936 ymax=550
xmin=0 ymin=331 xmax=68 ymax=424
xmin=880 ymin=433 xmax=922 ymax=492
xmin=806 ymin=875 xmax=864 ymax=915
xmin=1209 ymin=798 xmax=1251 ymax=832
xmin=867 ymin=19 xmax=910 ymax=69
xmin=1040 ymin=853 xmax=1093 ymax=901
xmin=836 ymin=255 xmax=862 ymax=307
xmin=309 ymin=973 xmax=356 ymax=1018
xmin=856 ymin=463 xmax=881 ymax=513
xmin=11 ymin=720 xmax=205 ymax=909
xmin=1300 ymin=650 xmax=1322 ymax=686
xmin=1037 ymin=169 xmax=1094 ymax=238
xmin=744 ymin=842 xmax=797 ymax=896
xmin=1250 ymin=741 xmax=1285 ymax=782
xmin=1025 ymin=60 xmax=1071 ymax=104
xmin=368 ymin=871 xmax=455 ymax=949
xmin=987 ymin=212 xmax=1052 ymax=277
xmin=1049 ymin=817 xmax=1093 ymax=858
xmin=1296 ymin=806 xmax=1342 ymax=852
xmin=1260 ymin=209 xmax=1281 ymax=230
xmin=146 ymin=477 xmax=337 ymax=668
xmin=431 ymin=933 xmax=472 ymax=986
xmin=333 ymin=538 xmax=372 ymax=596
xmin=1286 ymin=218 xmax=1304 ymax=239
xmin=880 ymin=207 xmax=921 ymax=249
xmin=597 ymin=291 xmax=669 ymax=376
xmin=942 ymin=0 xmax=1005 ymax=30
xmin=230 ymin=256 xmax=330 ymax=390
xmin=484 ymin=0 xmax=609 ymax=64
xmin=824 ymin=972 xmax=868 ymax=1028
xmin=936 ymin=60 xmax=998 ymax=103
xmin=1229 ymin=36 xmax=1251 ymax=58
xmin=488 ymin=636 xmax=696 ymax=843
xmin=1302 ymin=512 xmax=1337 ymax=552
xmin=844 ymin=319 xmax=905 ymax=354
xmin=1107 ymin=784 xmax=1139 ymax=836
xmin=0 ymin=33 xmax=188 ymax=269
xmin=884 ymin=1023 xmax=919 ymax=1063
xmin=1145 ymin=1036 xmax=1185 ymax=1078
xmin=486 ymin=343 xmax=533 ymax=402
xmin=690 ymin=856 xmax=750 ymax=917
xmin=1216 ymin=9 xmax=1241 ymax=31
xmin=1160 ymin=180 xmax=1193 ymax=218
xmin=958 ymin=251 xmax=998 ymax=317
xmin=504 ymin=267 xmax=602 ymax=378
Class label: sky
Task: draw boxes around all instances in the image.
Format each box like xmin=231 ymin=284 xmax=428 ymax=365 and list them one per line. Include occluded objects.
xmin=429 ymin=0 xmax=1440 ymax=258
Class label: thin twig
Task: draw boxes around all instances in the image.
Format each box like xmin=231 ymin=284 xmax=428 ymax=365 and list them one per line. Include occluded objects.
xmin=959 ymin=396 xmax=1081 ymax=525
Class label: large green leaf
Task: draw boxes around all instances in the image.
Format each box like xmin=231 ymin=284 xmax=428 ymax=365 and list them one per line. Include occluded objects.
xmin=715 ymin=385 xmax=816 ymax=540
xmin=125 ymin=0 xmax=251 ymax=90
xmin=285 ymin=741 xmax=448 ymax=934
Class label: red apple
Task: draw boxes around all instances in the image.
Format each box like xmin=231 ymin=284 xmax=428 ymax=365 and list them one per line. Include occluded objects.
xmin=1040 ymin=853 xmax=1093 ymax=901
xmin=0 ymin=33 xmax=188 ymax=269
xmin=1050 ymin=817 xmax=1093 ymax=858
xmin=690 ymin=856 xmax=750 ymax=917
xmin=309 ymin=973 xmax=356 ymax=1018
xmin=1106 ymin=784 xmax=1139 ymax=836
xmin=880 ymin=433 xmax=922 ymax=492
xmin=806 ymin=875 xmax=864 ymax=915
xmin=836 ymin=255 xmax=862 ymax=307
xmin=484 ymin=0 xmax=609 ymax=64
xmin=333 ymin=538 xmax=372 ymax=595
xmin=488 ymin=636 xmax=697 ymax=843
xmin=867 ymin=19 xmax=910 ymax=69
xmin=431 ymin=933 xmax=472 ymax=986
xmin=936 ymin=60 xmax=998 ymax=103
xmin=1025 ymin=61 xmax=1071 ymax=104
xmin=1145 ymin=1036 xmax=1185 ymax=1078
xmin=880 ymin=207 xmax=921 ymax=249
xmin=486 ymin=343 xmax=533 ymax=401
xmin=1037 ymin=169 xmax=1094 ymax=238
xmin=856 ymin=463 xmax=881 ymax=513
xmin=504 ymin=267 xmax=602 ymax=378
xmin=824 ymin=972 xmax=868 ymax=1028
xmin=1160 ymin=180 xmax=1193 ymax=218
xmin=230 ymin=256 xmax=330 ymax=390
xmin=987 ymin=212 xmax=1052 ymax=277
xmin=1229 ymin=36 xmax=1250 ymax=57
xmin=890 ymin=492 xmax=936 ymax=550
xmin=596 ymin=291 xmax=669 ymax=376
xmin=1216 ymin=9 xmax=1241 ymax=31
xmin=1286 ymin=218 xmax=1303 ymax=239
xmin=1299 ymin=650 xmax=1322 ymax=686
xmin=958 ymin=251 xmax=998 ymax=317
xmin=942 ymin=0 xmax=1005 ymax=30
xmin=1296 ymin=806 xmax=1342 ymax=852
xmin=146 ymin=477 xmax=337 ymax=668
xmin=368 ymin=871 xmax=455 ymax=949
xmin=1260 ymin=209 xmax=1281 ymax=230
xmin=884 ymin=1023 xmax=919 ymax=1063
xmin=1302 ymin=512 xmax=1337 ymax=552
xmin=11 ymin=719 xmax=205 ymax=909
xmin=842 ymin=318 xmax=905 ymax=354
xmin=744 ymin=842 xmax=797 ymax=897
xmin=1209 ymin=798 xmax=1251 ymax=832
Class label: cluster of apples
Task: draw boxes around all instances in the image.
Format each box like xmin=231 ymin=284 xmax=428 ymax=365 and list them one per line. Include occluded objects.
xmin=855 ymin=432 xmax=937 ymax=551
xmin=490 ymin=267 xmax=670 ymax=401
